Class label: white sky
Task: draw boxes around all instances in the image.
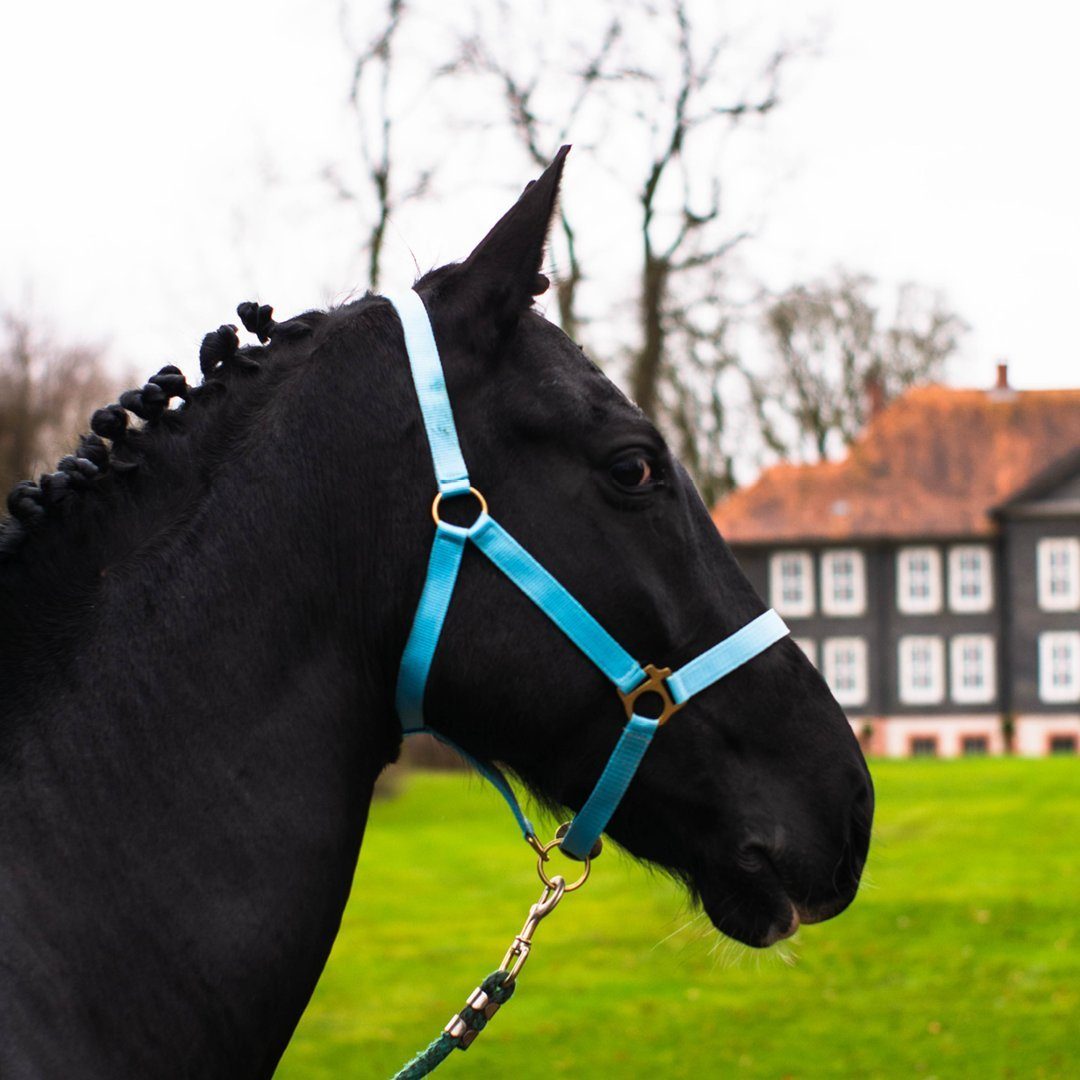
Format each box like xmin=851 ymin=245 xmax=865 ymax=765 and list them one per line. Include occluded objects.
xmin=1 ymin=0 xmax=1078 ymax=394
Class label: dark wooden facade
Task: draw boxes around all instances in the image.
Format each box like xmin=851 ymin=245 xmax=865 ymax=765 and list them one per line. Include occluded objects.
xmin=714 ymin=377 xmax=1080 ymax=757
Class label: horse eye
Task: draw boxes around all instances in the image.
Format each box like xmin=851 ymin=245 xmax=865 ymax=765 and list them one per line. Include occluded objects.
xmin=610 ymin=455 xmax=654 ymax=490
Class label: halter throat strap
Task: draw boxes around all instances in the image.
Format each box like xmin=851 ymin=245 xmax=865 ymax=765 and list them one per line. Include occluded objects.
xmin=387 ymin=288 xmax=788 ymax=860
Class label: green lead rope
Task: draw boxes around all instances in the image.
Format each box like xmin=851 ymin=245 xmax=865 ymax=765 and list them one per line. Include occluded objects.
xmin=391 ymin=971 xmax=517 ymax=1079
xmin=390 ymin=854 xmax=577 ymax=1077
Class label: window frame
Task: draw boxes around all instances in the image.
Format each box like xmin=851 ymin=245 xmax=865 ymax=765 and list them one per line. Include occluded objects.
xmin=909 ymin=735 xmax=939 ymax=758
xmin=1038 ymin=630 xmax=1080 ymax=704
xmin=949 ymin=634 xmax=996 ymax=705
xmin=960 ymin=735 xmax=989 ymax=756
xmin=898 ymin=635 xmax=946 ymax=705
xmin=896 ymin=546 xmax=943 ymax=614
xmin=1048 ymin=734 xmax=1077 ymax=756
xmin=1037 ymin=537 xmax=1080 ymax=612
xmin=948 ymin=544 xmax=993 ymax=613
xmin=821 ymin=548 xmax=867 ymax=617
xmin=821 ymin=636 xmax=868 ymax=708
xmin=770 ymin=550 xmax=815 ymax=618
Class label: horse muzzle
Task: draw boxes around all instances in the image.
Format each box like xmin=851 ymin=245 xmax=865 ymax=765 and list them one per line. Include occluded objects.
xmin=699 ymin=768 xmax=873 ymax=948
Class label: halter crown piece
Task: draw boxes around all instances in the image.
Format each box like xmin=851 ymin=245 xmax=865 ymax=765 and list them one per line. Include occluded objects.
xmin=387 ymin=289 xmax=789 ymax=860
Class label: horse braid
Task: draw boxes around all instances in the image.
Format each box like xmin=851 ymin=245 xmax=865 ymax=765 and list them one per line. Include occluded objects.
xmin=90 ymin=404 xmax=129 ymax=442
xmin=148 ymin=365 xmax=189 ymax=401
xmin=236 ymin=301 xmax=275 ymax=343
xmin=6 ymin=481 xmax=47 ymax=524
xmin=199 ymin=324 xmax=241 ymax=376
xmin=77 ymin=434 xmax=110 ymax=471
xmin=55 ymin=455 xmax=100 ymax=489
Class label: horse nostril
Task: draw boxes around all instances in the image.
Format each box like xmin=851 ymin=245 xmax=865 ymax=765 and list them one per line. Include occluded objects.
xmin=735 ymin=842 xmax=769 ymax=874
xmin=736 ymin=834 xmax=787 ymax=877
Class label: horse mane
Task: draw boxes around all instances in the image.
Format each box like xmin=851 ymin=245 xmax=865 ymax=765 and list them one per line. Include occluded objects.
xmin=0 ymin=299 xmax=341 ymax=575
xmin=1 ymin=254 xmax=554 ymax=572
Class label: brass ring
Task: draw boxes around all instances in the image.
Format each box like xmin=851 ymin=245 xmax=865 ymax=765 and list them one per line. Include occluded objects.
xmin=536 ymin=836 xmax=591 ymax=892
xmin=431 ymin=487 xmax=488 ymax=528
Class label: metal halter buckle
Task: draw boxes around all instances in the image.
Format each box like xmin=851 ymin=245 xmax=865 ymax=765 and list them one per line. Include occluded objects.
xmin=618 ymin=663 xmax=684 ymax=726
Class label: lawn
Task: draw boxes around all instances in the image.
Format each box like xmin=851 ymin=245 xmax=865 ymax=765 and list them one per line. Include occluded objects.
xmin=276 ymin=758 xmax=1078 ymax=1079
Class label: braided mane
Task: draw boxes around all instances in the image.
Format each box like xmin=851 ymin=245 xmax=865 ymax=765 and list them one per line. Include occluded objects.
xmin=0 ymin=301 xmax=330 ymax=564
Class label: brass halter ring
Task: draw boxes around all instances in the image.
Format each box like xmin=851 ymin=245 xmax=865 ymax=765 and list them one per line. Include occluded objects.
xmin=617 ymin=662 xmax=685 ymax=725
xmin=431 ymin=486 xmax=489 ymax=528
xmin=535 ymin=827 xmax=597 ymax=892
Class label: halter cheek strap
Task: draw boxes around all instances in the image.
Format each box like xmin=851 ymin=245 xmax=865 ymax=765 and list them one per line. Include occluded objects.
xmin=387 ymin=288 xmax=788 ymax=860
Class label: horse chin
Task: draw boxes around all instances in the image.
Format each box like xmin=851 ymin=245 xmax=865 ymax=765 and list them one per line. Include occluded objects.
xmin=697 ymin=859 xmax=863 ymax=948
xmin=698 ymin=880 xmax=801 ymax=949
xmin=694 ymin=847 xmax=811 ymax=948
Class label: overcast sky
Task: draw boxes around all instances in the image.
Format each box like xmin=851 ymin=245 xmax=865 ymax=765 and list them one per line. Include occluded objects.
xmin=2 ymin=0 xmax=1078 ymax=394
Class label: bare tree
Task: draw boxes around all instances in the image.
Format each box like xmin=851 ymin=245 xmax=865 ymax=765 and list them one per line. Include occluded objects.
xmin=456 ymin=9 xmax=626 ymax=343
xmin=624 ymin=2 xmax=784 ymax=419
xmin=0 ymin=310 xmax=117 ymax=496
xmin=329 ymin=0 xmax=810 ymax=495
xmin=325 ymin=0 xmax=436 ymax=291
xmin=451 ymin=0 xmax=801 ymax=497
xmin=750 ymin=271 xmax=967 ymax=463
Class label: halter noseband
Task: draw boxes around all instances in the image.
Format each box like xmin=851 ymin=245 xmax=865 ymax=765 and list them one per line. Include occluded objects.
xmin=387 ymin=289 xmax=788 ymax=860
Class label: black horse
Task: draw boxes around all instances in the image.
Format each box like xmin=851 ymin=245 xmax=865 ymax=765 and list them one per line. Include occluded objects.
xmin=0 ymin=149 xmax=872 ymax=1078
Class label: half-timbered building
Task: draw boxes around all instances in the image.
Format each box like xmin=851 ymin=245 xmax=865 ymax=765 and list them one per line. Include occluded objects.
xmin=713 ymin=366 xmax=1080 ymax=757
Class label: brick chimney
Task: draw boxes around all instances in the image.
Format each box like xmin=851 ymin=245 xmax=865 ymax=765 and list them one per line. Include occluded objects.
xmin=989 ymin=359 xmax=1016 ymax=402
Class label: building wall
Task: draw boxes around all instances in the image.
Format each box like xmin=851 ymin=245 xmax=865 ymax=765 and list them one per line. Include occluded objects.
xmin=1014 ymin=713 xmax=1080 ymax=755
xmin=733 ymin=540 xmax=1003 ymax=720
xmin=1000 ymin=515 xmax=1080 ymax=715
xmin=732 ymin=543 xmax=885 ymax=712
xmin=878 ymin=539 xmax=1001 ymax=716
xmin=731 ymin=547 xmax=768 ymax=606
xmin=730 ymin=496 xmax=1080 ymax=756
xmin=851 ymin=715 xmax=1005 ymax=758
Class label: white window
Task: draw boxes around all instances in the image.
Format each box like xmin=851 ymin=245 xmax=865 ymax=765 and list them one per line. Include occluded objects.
xmin=822 ymin=637 xmax=868 ymax=707
xmin=770 ymin=551 xmax=814 ymax=617
xmin=897 ymin=547 xmax=942 ymax=614
xmin=950 ymin=635 xmax=996 ymax=704
xmin=793 ymin=638 xmax=817 ymax=666
xmin=821 ymin=549 xmax=866 ymax=616
xmin=1038 ymin=631 xmax=1080 ymax=703
xmin=898 ymin=635 xmax=945 ymax=704
xmin=1037 ymin=538 xmax=1080 ymax=611
xmin=948 ymin=545 xmax=993 ymax=613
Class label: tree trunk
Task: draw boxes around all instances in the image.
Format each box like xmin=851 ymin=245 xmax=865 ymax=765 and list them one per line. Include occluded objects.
xmin=632 ymin=254 xmax=668 ymax=417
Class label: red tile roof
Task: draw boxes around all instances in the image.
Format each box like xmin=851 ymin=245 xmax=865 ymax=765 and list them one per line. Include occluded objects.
xmin=713 ymin=385 xmax=1080 ymax=544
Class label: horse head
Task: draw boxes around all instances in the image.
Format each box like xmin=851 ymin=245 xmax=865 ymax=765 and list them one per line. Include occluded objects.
xmin=375 ymin=148 xmax=873 ymax=948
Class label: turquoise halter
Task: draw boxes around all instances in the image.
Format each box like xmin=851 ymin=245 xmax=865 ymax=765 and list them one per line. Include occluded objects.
xmin=387 ymin=289 xmax=789 ymax=860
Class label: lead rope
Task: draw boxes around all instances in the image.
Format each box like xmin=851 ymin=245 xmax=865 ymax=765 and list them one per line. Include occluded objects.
xmin=390 ymin=828 xmax=592 ymax=1079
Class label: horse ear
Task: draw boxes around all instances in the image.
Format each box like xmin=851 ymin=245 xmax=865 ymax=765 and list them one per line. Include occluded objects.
xmin=448 ymin=146 xmax=569 ymax=347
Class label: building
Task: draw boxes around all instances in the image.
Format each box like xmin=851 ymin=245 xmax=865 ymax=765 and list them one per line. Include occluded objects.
xmin=713 ymin=366 xmax=1080 ymax=758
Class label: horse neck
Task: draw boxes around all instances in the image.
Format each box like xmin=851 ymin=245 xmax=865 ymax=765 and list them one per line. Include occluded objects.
xmin=0 ymin=375 xmax=416 ymax=1076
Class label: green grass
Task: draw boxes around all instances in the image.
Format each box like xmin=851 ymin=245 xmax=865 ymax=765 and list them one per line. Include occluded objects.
xmin=276 ymin=759 xmax=1078 ymax=1078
